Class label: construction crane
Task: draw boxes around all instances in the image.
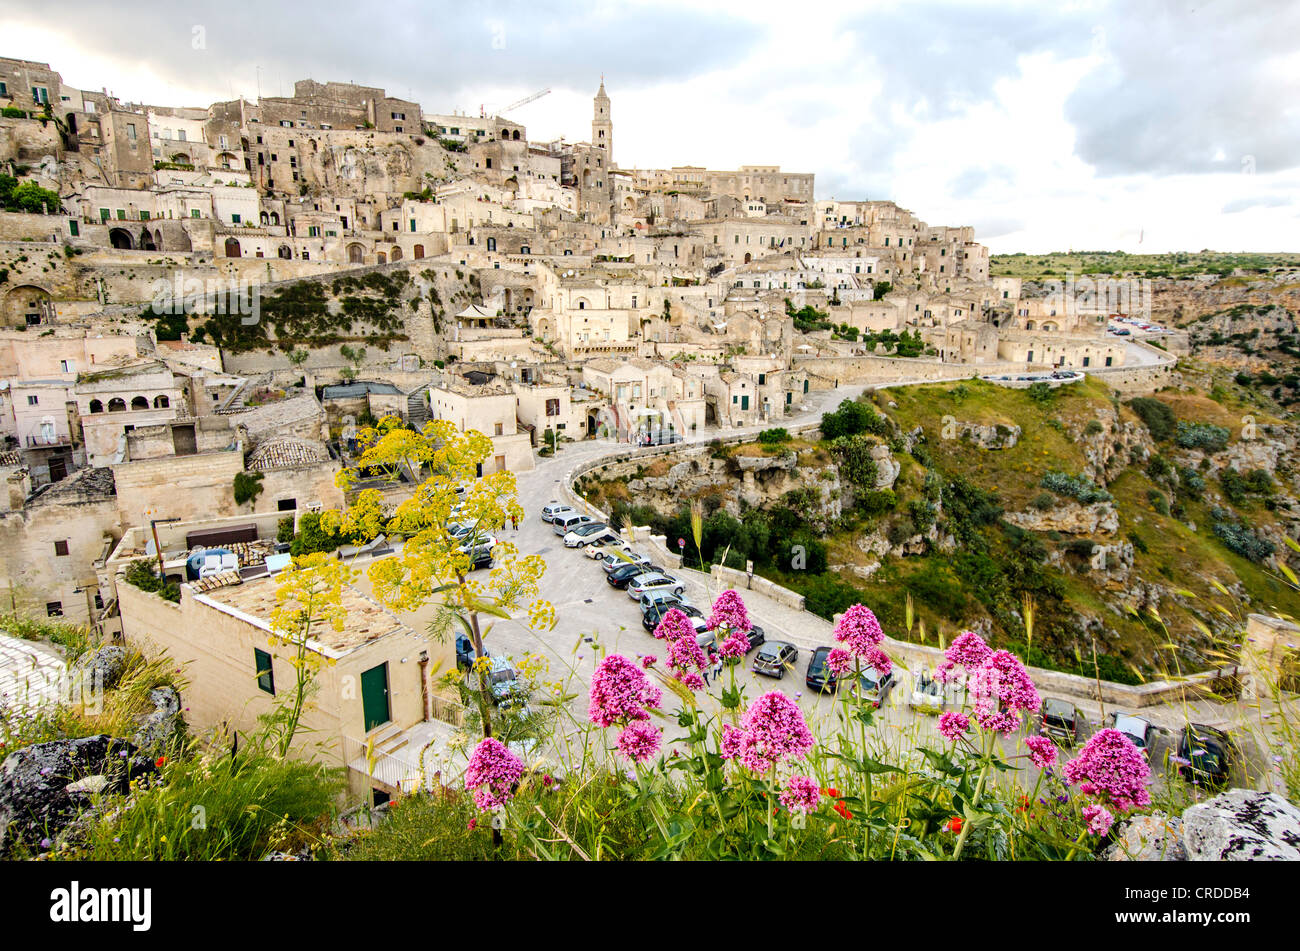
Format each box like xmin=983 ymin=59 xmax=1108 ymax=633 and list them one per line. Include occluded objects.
xmin=480 ymin=88 xmax=551 ymax=118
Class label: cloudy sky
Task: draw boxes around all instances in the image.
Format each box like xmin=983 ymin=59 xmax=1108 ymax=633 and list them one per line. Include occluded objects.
xmin=4 ymin=0 xmax=1297 ymax=252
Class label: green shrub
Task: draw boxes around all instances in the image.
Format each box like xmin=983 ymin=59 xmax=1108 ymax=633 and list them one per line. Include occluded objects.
xmin=1128 ymin=397 xmax=1177 ymax=441
xmin=289 ymin=512 xmax=344 ymax=556
xmin=123 ymin=559 xmax=180 ymax=603
xmin=1040 ymin=471 xmax=1112 ymax=504
xmin=1212 ymin=520 xmax=1274 ymax=562
xmin=758 ymin=427 xmax=790 ymax=445
xmin=1084 ymin=420 xmax=1103 ymax=435
xmin=277 ymin=516 xmax=295 ymax=544
xmin=1031 ymin=492 xmax=1056 ymax=511
xmin=1175 ymin=421 xmax=1230 ymax=452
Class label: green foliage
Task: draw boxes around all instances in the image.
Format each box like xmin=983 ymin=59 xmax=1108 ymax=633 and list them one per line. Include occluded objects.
xmin=1026 ymin=382 xmax=1055 ymax=406
xmin=872 ymin=281 xmax=893 ymax=300
xmin=289 ymin=512 xmax=344 ymax=557
xmin=233 ymin=471 xmax=264 ymax=507
xmin=277 ymin=516 xmax=296 ymax=544
xmin=1175 ymin=421 xmax=1230 ymax=452
xmin=1212 ymin=520 xmax=1274 ymax=562
xmin=821 ymin=398 xmax=890 ymax=440
xmin=829 ymin=433 xmax=879 ymax=488
xmin=758 ymin=427 xmax=790 ymax=446
xmin=1031 ymin=491 xmax=1056 ymax=511
xmin=123 ymin=559 xmax=180 ymax=603
xmin=0 ymin=175 xmax=61 ymax=213
xmin=1039 ymin=471 xmax=1113 ymax=504
xmin=1219 ymin=467 xmax=1273 ymax=505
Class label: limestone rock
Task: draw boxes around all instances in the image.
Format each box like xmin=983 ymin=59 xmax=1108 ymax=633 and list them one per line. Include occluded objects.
xmin=1181 ymin=790 xmax=1300 ymax=861
xmin=1107 ymin=813 xmax=1186 ymax=861
xmin=132 ymin=686 xmax=184 ymax=750
xmin=957 ymin=422 xmax=1020 ymax=450
xmin=0 ymin=735 xmax=155 ymax=855
xmin=1004 ymin=501 xmax=1118 ymax=535
xmin=870 ymin=444 xmax=900 ymax=490
xmin=73 ymin=645 xmax=128 ymax=691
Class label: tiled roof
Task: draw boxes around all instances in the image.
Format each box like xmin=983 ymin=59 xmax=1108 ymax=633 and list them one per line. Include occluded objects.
xmin=247 ymin=438 xmax=329 ymax=471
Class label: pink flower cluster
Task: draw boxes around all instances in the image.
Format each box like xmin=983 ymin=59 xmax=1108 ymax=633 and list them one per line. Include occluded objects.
xmin=652 ymin=607 xmax=695 ymax=643
xmin=718 ymin=631 xmax=750 ymax=660
xmin=1024 ymin=735 xmax=1059 ymax=770
xmin=465 ymin=737 xmax=525 ymax=811
xmin=707 ymin=589 xmax=751 ymax=634
xmin=721 ymin=691 xmax=815 ymax=773
xmin=1062 ymin=728 xmax=1152 ymax=812
xmin=588 ymin=654 xmax=663 ymax=728
xmin=833 ymin=604 xmax=892 ymax=676
xmin=936 ymin=631 xmax=1040 ymax=735
xmin=616 ymin=721 xmax=663 ymax=764
xmin=937 ymin=711 xmax=971 ymax=743
xmin=826 ymin=648 xmax=852 ymax=677
xmin=780 ymin=775 xmax=821 ymax=815
xmin=1082 ymin=804 xmax=1114 ymax=837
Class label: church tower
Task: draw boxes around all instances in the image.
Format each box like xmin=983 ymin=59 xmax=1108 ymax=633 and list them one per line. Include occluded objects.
xmin=592 ymin=78 xmax=613 ymax=167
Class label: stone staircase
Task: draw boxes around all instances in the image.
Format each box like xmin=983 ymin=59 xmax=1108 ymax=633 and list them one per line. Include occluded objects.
xmin=406 ymin=385 xmax=430 ymax=427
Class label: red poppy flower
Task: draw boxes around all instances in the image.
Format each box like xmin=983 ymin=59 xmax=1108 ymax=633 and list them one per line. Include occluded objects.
xmin=155 ymin=756 xmax=166 ymax=768
xmin=944 ymin=816 xmax=964 ymax=833
xmin=833 ymin=800 xmax=854 ymax=820
xmin=821 ymin=787 xmax=840 ymax=798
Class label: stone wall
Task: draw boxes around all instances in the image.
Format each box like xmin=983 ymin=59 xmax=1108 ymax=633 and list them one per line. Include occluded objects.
xmin=793 ymin=354 xmax=983 ymax=387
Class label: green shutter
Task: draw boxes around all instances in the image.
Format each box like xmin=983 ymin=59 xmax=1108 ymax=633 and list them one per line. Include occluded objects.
xmin=254 ymin=648 xmax=275 ymax=694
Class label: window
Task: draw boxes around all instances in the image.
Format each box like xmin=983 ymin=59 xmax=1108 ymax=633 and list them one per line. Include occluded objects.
xmin=54 ymin=540 xmax=69 ymax=556
xmin=232 ymin=213 xmax=241 ymax=224
xmin=254 ymin=648 xmax=275 ymax=694
xmin=68 ymin=219 xmax=78 ymax=237
xmin=126 ymin=122 xmax=136 ymax=142
xmin=494 ymin=422 xmax=504 ymax=436
xmin=60 ymin=360 xmax=73 ymax=373
xmin=27 ymin=395 xmax=38 ymax=406
xmin=46 ymin=602 xmax=63 ymax=617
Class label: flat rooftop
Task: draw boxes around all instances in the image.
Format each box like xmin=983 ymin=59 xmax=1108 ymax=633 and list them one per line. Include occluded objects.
xmin=195 ymin=572 xmax=408 ymax=656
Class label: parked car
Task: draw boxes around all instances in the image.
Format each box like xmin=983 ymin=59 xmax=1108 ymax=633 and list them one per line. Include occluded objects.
xmin=455 ymin=533 xmax=496 ymax=554
xmin=909 ymin=667 xmax=946 ymax=710
xmin=563 ymin=522 xmax=611 ymax=548
xmin=1176 ymin=725 xmax=1236 ymax=789
xmin=455 ymin=634 xmax=481 ymax=670
xmin=601 ymin=550 xmax=652 ymax=571
xmin=1112 ymin=712 xmax=1154 ymax=756
xmin=464 ymin=543 xmax=494 ymax=570
xmin=638 ymin=589 xmax=693 ymax=613
xmin=552 ymin=512 xmax=595 ymax=536
xmin=641 ymin=599 xmax=702 ymax=632
xmin=627 ymin=573 xmax=686 ymax=600
xmin=806 ymin=646 xmax=840 ymax=693
xmin=744 ymin=625 xmax=767 ymax=651
xmin=585 ymin=533 xmax=632 ymax=557
xmin=478 ymin=656 xmax=528 ymax=708
xmin=541 ymin=502 xmax=574 ymax=523
xmin=753 ymin=641 xmax=798 ymax=679
xmin=692 ymin=618 xmax=716 ymax=650
xmin=607 ymin=562 xmax=661 ymax=588
xmin=1040 ymin=698 xmax=1079 ymax=747
xmin=853 ymin=667 xmax=897 ymax=708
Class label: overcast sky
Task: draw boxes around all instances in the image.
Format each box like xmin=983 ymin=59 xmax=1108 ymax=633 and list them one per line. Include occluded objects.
xmin=4 ymin=0 xmax=1297 ymax=252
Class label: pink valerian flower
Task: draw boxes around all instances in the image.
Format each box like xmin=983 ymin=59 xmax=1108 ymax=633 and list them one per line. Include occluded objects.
xmin=1082 ymin=804 xmax=1114 ymax=837
xmin=588 ymin=654 xmax=662 ymax=728
xmin=937 ymin=711 xmax=971 ymax=743
xmin=719 ymin=723 xmax=746 ymax=760
xmin=780 ymin=775 xmax=821 ymax=815
xmin=860 ymin=646 xmax=892 ymax=678
xmin=833 ymin=604 xmax=885 ymax=656
xmin=676 ymin=670 xmax=706 ymax=692
xmin=667 ymin=628 xmax=706 ymax=674
xmin=465 ymin=737 xmax=525 ymax=811
xmin=707 ymin=589 xmax=751 ymax=634
xmin=616 ymin=721 xmax=663 ymax=764
xmin=718 ymin=631 xmax=750 ymax=660
xmin=967 ymin=651 xmax=1040 ymax=735
xmin=936 ymin=630 xmax=994 ymax=683
xmin=653 ymin=607 xmax=696 ymax=643
xmin=1062 ymin=728 xmax=1152 ymax=813
xmin=736 ymin=691 xmax=815 ymax=773
xmin=1024 ymin=735 xmax=1059 ymax=770
xmin=826 ymin=648 xmax=852 ymax=677
xmin=641 ymin=655 xmax=657 ymax=669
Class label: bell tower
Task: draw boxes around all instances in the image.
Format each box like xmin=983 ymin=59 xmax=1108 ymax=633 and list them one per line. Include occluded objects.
xmin=592 ymin=77 xmax=613 ymax=167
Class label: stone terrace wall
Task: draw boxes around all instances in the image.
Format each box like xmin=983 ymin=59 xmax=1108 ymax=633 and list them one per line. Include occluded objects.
xmin=793 ymin=354 xmax=983 ymax=387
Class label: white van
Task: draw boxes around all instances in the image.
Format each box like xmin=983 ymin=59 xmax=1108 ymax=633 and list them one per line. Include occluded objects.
xmin=552 ymin=512 xmax=594 ymax=536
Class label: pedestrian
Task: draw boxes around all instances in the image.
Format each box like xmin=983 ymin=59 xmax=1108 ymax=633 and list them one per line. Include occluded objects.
xmin=713 ymin=652 xmax=723 ymax=682
xmin=511 ymin=513 xmax=518 ymax=531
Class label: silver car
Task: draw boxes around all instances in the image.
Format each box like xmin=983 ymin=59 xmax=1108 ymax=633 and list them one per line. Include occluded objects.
xmin=627 ymin=573 xmax=685 ymax=600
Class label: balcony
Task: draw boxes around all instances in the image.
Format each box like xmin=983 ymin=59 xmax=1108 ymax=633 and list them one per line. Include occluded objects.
xmin=25 ymin=432 xmax=71 ymax=448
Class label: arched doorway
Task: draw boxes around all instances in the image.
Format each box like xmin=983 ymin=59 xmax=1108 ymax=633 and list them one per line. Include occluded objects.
xmin=109 ymin=228 xmax=134 ymax=250
xmin=376 ymin=252 xmax=386 ymax=264
xmin=743 ymin=252 xmax=751 ymax=264
xmin=138 ymin=229 xmax=157 ymax=251
xmin=107 ymin=398 xmax=127 ymax=412
xmin=131 ymin=396 xmax=149 ymax=410
xmin=153 ymin=395 xmax=170 ymax=408
xmin=347 ymin=243 xmax=365 ymax=263
xmin=391 ymin=247 xmax=403 ymax=261
xmin=413 ymin=245 xmax=424 ymax=259
xmin=224 ymin=237 xmax=242 ymax=258
xmin=2 ymin=284 xmax=52 ymax=327
xmin=278 ymin=245 xmax=292 ymax=259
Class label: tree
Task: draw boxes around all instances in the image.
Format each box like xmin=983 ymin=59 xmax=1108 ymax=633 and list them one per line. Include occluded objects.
xmin=233 ymin=471 xmax=264 ymax=507
xmin=829 ymin=433 xmax=879 ymax=488
xmin=264 ymin=553 xmax=355 ymax=758
xmin=341 ymin=417 xmax=554 ymax=738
